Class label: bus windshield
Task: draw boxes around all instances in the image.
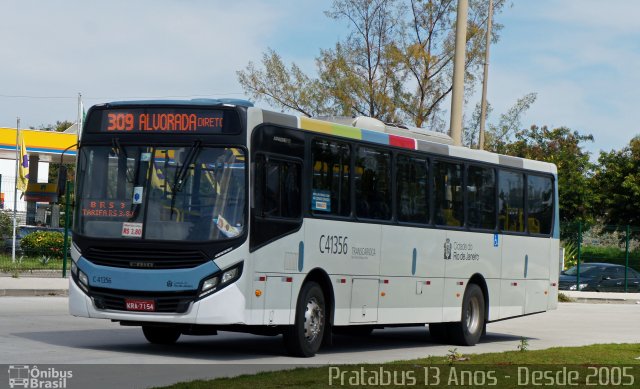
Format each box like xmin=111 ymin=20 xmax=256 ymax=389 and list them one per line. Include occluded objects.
xmin=75 ymin=144 xmax=245 ymax=242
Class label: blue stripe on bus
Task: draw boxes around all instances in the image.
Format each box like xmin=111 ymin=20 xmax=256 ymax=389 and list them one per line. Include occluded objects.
xmin=77 ymin=257 xmax=219 ymax=291
xmin=360 ymin=129 xmax=389 ymax=145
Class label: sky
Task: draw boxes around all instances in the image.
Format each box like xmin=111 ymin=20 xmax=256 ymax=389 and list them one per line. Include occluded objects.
xmin=1 ymin=0 xmax=639 ymax=157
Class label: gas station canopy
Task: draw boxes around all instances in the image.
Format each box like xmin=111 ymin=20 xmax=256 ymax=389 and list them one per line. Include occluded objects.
xmin=0 ymin=127 xmax=77 ymax=164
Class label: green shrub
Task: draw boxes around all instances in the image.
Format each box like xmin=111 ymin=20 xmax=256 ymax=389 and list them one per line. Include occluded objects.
xmin=562 ymin=241 xmax=578 ymax=269
xmin=20 ymin=231 xmax=67 ymax=258
xmin=580 ymin=246 xmax=640 ymax=270
xmin=558 ymin=293 xmax=574 ymax=302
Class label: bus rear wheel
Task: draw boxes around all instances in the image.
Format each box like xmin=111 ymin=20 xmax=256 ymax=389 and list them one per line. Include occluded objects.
xmin=449 ymin=283 xmax=485 ymax=346
xmin=142 ymin=326 xmax=181 ymax=345
xmin=283 ymin=281 xmax=326 ymax=357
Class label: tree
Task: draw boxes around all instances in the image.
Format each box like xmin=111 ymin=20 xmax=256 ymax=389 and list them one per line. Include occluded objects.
xmin=594 ymin=136 xmax=640 ymax=226
xmin=397 ymin=0 xmax=504 ymax=129
xmin=0 ymin=209 xmax=13 ymax=238
xmin=488 ymin=125 xmax=596 ymax=223
xmin=237 ymin=0 xmax=504 ymax=128
xmin=31 ymin=120 xmax=74 ymax=132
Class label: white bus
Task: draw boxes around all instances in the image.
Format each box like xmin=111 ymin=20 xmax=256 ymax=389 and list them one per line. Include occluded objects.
xmin=69 ymin=99 xmax=560 ymax=357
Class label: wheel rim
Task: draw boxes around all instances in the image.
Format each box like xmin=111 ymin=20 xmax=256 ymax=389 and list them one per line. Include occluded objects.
xmin=465 ymin=296 xmax=481 ymax=334
xmin=304 ymin=297 xmax=324 ymax=343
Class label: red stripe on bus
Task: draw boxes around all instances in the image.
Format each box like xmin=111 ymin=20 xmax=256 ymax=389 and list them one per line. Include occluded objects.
xmin=389 ymin=135 xmax=415 ymax=149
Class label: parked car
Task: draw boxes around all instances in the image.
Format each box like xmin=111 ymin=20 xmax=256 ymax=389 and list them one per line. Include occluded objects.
xmin=559 ymin=262 xmax=640 ymax=292
xmin=3 ymin=225 xmax=65 ymax=255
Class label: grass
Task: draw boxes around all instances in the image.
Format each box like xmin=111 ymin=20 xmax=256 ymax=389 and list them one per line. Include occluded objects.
xmin=154 ymin=344 xmax=640 ymax=388
xmin=0 ymin=254 xmax=65 ymax=273
xmin=558 ymin=292 xmax=575 ymax=302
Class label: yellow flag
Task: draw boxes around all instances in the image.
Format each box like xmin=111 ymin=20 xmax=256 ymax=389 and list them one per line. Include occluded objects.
xmin=17 ymin=131 xmax=29 ymax=192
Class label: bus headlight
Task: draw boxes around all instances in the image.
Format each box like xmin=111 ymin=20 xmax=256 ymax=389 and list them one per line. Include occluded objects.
xmin=78 ymin=271 xmax=88 ymax=287
xmin=221 ymin=267 xmax=239 ymax=284
xmin=71 ymin=261 xmax=78 ymax=277
xmin=201 ymin=277 xmax=219 ymax=295
xmin=199 ymin=262 xmax=243 ymax=298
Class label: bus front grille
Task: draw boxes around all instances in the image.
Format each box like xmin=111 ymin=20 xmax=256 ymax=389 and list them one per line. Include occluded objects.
xmin=90 ymin=288 xmax=198 ymax=313
xmin=84 ymin=248 xmax=209 ymax=269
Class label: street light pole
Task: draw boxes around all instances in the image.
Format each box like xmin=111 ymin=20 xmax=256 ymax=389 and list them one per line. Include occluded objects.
xmin=478 ymin=0 xmax=494 ymax=150
xmin=449 ymin=0 xmax=469 ymax=147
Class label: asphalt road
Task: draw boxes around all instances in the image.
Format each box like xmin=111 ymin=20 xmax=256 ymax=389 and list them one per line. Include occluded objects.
xmin=1 ymin=297 xmax=639 ymax=388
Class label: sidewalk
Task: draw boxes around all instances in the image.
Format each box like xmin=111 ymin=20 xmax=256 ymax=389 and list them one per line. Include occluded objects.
xmin=0 ymin=276 xmax=69 ymax=296
xmin=562 ymin=290 xmax=640 ymax=304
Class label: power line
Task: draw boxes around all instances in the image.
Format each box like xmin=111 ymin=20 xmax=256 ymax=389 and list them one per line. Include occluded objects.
xmin=0 ymin=92 xmax=246 ymax=101
xmin=0 ymin=95 xmax=75 ymax=99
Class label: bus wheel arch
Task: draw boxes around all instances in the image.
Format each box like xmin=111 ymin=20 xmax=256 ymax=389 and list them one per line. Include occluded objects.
xmin=468 ymin=273 xmax=489 ymax=328
xmin=283 ymin=268 xmax=334 ymax=357
xmin=449 ymin=275 xmax=487 ymax=346
xmin=300 ymin=268 xmax=335 ymax=326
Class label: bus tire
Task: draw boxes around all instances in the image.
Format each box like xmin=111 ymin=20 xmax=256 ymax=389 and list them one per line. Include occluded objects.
xmin=283 ymin=281 xmax=326 ymax=357
xmin=428 ymin=323 xmax=450 ymax=343
xmin=142 ymin=326 xmax=181 ymax=345
xmin=449 ymin=283 xmax=485 ymax=346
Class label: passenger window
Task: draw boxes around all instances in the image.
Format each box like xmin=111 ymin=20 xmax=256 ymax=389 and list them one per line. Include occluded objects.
xmin=396 ymin=154 xmax=428 ymax=223
xmin=499 ymin=170 xmax=525 ymax=232
xmin=255 ymin=155 xmax=301 ymax=219
xmin=527 ymin=175 xmax=553 ymax=235
xmin=355 ymin=147 xmax=391 ymax=220
xmin=434 ymin=160 xmax=463 ymax=227
xmin=467 ymin=165 xmax=496 ymax=230
xmin=602 ymin=268 xmax=621 ymax=279
xmin=311 ymin=139 xmax=351 ymax=216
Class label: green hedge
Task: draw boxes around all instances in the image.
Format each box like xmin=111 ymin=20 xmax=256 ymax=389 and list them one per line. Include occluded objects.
xmin=20 ymin=231 xmax=67 ymax=258
xmin=580 ymin=246 xmax=640 ymax=270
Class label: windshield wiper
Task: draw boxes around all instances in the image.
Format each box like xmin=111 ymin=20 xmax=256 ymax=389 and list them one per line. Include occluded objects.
xmin=170 ymin=141 xmax=202 ymax=218
xmin=111 ymin=138 xmax=134 ymax=183
xmin=173 ymin=141 xmax=202 ymax=193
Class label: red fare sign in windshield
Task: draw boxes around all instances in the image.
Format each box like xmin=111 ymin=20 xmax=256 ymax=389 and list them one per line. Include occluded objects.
xmin=103 ymin=109 xmax=225 ymax=133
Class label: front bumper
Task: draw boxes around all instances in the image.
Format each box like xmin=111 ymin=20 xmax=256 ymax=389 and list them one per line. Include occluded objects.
xmin=69 ymin=276 xmax=247 ymax=325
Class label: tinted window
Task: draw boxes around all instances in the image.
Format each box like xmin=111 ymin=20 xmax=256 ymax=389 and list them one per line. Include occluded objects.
xmin=499 ymin=170 xmax=525 ymax=232
xmin=528 ymin=175 xmax=553 ymax=234
xmin=397 ymin=155 xmax=428 ymax=223
xmin=434 ymin=160 xmax=463 ymax=227
xmin=467 ymin=165 xmax=496 ymax=229
xmin=355 ymin=147 xmax=391 ymax=220
xmin=311 ymin=139 xmax=351 ymax=216
xmin=602 ymin=267 xmax=622 ymax=279
xmin=255 ymin=155 xmax=301 ymax=219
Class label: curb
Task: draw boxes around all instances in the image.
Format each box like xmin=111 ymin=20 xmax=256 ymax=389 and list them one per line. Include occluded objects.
xmin=0 ymin=289 xmax=68 ymax=297
xmin=569 ymin=297 xmax=640 ymax=305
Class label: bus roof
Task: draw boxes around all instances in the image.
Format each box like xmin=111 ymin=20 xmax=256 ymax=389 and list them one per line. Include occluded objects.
xmin=99 ymin=98 xmax=254 ymax=108
xmin=255 ymin=107 xmax=558 ymax=175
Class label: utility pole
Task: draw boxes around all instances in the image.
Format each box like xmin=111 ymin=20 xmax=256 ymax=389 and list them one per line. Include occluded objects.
xmin=478 ymin=0 xmax=494 ymax=150
xmin=449 ymin=0 xmax=469 ymax=147
xmin=12 ymin=118 xmax=20 ymax=263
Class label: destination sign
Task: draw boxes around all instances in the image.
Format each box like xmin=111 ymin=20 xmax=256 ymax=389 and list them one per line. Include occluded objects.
xmin=88 ymin=108 xmax=238 ymax=134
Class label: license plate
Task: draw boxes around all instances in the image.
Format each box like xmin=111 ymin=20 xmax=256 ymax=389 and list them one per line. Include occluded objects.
xmin=125 ymin=299 xmax=155 ymax=311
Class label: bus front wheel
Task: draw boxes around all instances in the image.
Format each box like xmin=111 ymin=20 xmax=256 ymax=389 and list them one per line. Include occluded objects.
xmin=142 ymin=326 xmax=181 ymax=345
xmin=449 ymin=283 xmax=485 ymax=346
xmin=283 ymin=281 xmax=326 ymax=357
